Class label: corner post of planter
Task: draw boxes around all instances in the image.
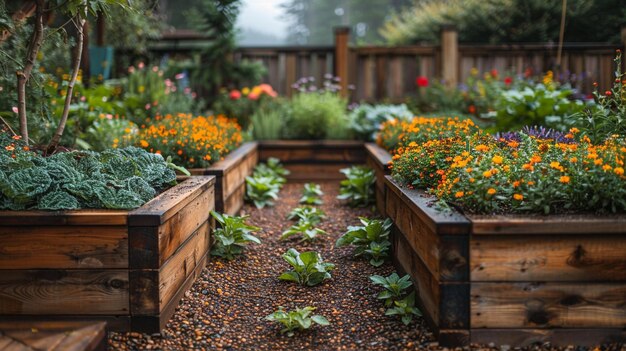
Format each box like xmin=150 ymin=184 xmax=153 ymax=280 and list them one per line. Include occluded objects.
xmin=334 ymin=26 xmax=350 ymax=97
xmin=440 ymin=24 xmax=459 ymax=88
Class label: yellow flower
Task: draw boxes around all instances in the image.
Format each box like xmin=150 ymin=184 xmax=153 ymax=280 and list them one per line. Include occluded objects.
xmin=559 ymin=175 xmax=570 ymax=183
xmin=513 ymin=194 xmax=524 ymax=201
xmin=487 ymin=188 xmax=496 ymax=195
xmin=492 ymin=155 xmax=503 ymax=164
xmin=241 ymin=87 xmax=250 ymax=95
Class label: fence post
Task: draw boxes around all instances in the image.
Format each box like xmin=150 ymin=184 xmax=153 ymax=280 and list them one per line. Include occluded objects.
xmin=440 ymin=25 xmax=459 ymax=87
xmin=334 ymin=26 xmax=350 ymax=97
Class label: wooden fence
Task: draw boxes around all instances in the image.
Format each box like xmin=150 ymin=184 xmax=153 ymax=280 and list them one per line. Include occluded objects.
xmin=234 ymin=27 xmax=624 ymax=102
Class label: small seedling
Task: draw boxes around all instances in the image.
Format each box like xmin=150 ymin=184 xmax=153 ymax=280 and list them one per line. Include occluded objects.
xmin=210 ymin=211 xmax=261 ymax=260
xmin=278 ymin=248 xmax=335 ymax=286
xmin=265 ymin=306 xmax=329 ymax=336
xmin=337 ymin=166 xmax=375 ymax=207
xmin=336 ymin=217 xmax=392 ymax=267
xmin=299 ymin=183 xmax=323 ymax=205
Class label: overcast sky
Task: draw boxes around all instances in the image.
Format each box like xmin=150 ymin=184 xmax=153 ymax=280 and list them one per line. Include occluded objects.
xmin=236 ymin=0 xmax=288 ymax=39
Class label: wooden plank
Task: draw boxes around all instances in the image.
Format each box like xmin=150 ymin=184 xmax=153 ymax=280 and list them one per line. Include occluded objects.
xmin=0 ymin=316 xmax=129 ymax=332
xmin=469 ymin=214 xmax=626 ymax=235
xmin=204 ymin=142 xmax=258 ymax=177
xmin=285 ymin=53 xmax=297 ymax=98
xmin=0 ymin=270 xmax=129 ymax=315
xmin=129 ymin=187 xmax=213 ymax=269
xmin=130 ymin=221 xmax=209 ymax=315
xmin=0 ymin=321 xmax=107 ymax=351
xmin=471 ymin=235 xmax=626 ymax=281
xmin=129 ymin=176 xmax=215 ymax=226
xmin=222 ymin=183 xmax=246 ymax=215
xmin=282 ymin=164 xmax=357 ymax=181
xmin=471 ymin=328 xmax=626 ymax=347
xmin=364 ymin=143 xmax=391 ymax=170
xmin=375 ymin=55 xmax=387 ymax=100
xmin=258 ymin=140 xmax=366 ymax=164
xmin=0 ymin=210 xmax=127 ymax=226
xmin=219 ymin=146 xmax=258 ymax=201
xmin=131 ymin=254 xmax=207 ymax=333
xmin=0 ymin=226 xmax=128 ymax=269
xmin=385 ymin=176 xmax=470 ymax=236
xmin=471 ymin=282 xmax=626 ymax=328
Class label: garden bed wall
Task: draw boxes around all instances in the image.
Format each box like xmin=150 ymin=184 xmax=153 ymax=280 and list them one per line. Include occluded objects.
xmin=191 ymin=142 xmax=258 ymax=215
xmin=384 ymin=176 xmax=626 ymax=347
xmin=258 ymin=140 xmax=366 ymax=181
xmin=0 ymin=176 xmax=215 ymax=333
xmin=365 ymin=143 xmax=391 ymax=216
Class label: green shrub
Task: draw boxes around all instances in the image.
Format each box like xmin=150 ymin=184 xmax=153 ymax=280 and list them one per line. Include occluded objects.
xmin=210 ymin=211 xmax=261 ymax=260
xmin=349 ymin=104 xmax=413 ymax=141
xmin=250 ymin=108 xmax=285 ymax=140
xmin=265 ymin=306 xmax=329 ymax=337
xmin=285 ymin=92 xmax=350 ymax=140
xmin=338 ymin=166 xmax=376 ymax=207
xmin=278 ymin=248 xmax=335 ymax=286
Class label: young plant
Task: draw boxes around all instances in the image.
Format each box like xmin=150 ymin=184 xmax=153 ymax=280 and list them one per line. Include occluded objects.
xmin=299 ymin=183 xmax=323 ymax=205
xmin=281 ymin=221 xmax=327 ymax=242
xmin=245 ymin=175 xmax=280 ymax=208
xmin=287 ymin=206 xmax=326 ymax=225
xmin=253 ymin=157 xmax=290 ymax=185
xmin=369 ymin=273 xmax=413 ymax=307
xmin=210 ymin=211 xmax=261 ymax=260
xmin=278 ymin=248 xmax=335 ymax=286
xmin=265 ymin=306 xmax=330 ymax=337
xmin=336 ymin=217 xmax=392 ymax=267
xmin=337 ymin=166 xmax=376 ymax=207
xmin=385 ymin=291 xmax=422 ymax=325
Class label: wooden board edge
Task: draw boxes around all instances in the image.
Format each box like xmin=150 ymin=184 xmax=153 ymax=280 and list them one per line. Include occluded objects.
xmin=204 ymin=142 xmax=259 ymax=176
xmin=364 ymin=142 xmax=392 ymax=170
xmin=470 ymin=328 xmax=626 ymax=347
xmin=469 ymin=215 xmax=626 ymax=235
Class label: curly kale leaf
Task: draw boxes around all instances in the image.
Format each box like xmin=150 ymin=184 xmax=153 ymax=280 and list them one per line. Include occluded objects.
xmin=95 ymin=186 xmax=145 ymax=209
xmin=63 ymin=179 xmax=105 ymax=208
xmin=39 ymin=191 xmax=80 ymax=210
xmin=124 ymin=176 xmax=156 ymax=203
xmin=1 ymin=168 xmax=52 ymax=205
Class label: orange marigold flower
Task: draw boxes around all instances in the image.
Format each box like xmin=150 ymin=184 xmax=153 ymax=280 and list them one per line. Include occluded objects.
xmin=570 ymin=127 xmax=579 ymax=134
xmin=5 ymin=145 xmax=14 ymax=151
xmin=482 ymin=170 xmax=492 ymax=178
xmin=513 ymin=181 xmax=521 ymax=188
xmin=602 ymin=164 xmax=612 ymax=171
xmin=140 ymin=140 xmax=149 ymax=148
xmin=476 ymin=144 xmax=489 ymax=152
xmin=570 ymin=157 xmax=578 ymax=163
xmin=492 ymin=155 xmax=503 ymax=164
xmin=559 ymin=175 xmax=570 ymax=183
xmin=455 ymin=191 xmax=464 ymax=198
xmin=487 ymin=188 xmax=496 ymax=195
xmin=513 ymin=194 xmax=524 ymax=201
xmin=615 ymin=167 xmax=624 ymax=176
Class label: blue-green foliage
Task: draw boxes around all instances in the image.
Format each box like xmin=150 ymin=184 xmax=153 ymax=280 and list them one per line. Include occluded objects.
xmin=0 ymin=130 xmax=177 ymax=210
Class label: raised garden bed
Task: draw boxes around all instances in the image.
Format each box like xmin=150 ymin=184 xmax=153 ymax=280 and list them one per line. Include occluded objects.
xmin=0 ymin=176 xmax=215 ymax=334
xmin=384 ymin=175 xmax=626 ymax=347
xmin=258 ymin=141 xmax=366 ymax=181
xmin=365 ymin=143 xmax=391 ymax=216
xmin=191 ymin=142 xmax=258 ymax=215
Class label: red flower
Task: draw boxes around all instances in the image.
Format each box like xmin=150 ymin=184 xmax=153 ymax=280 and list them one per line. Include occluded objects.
xmin=524 ymin=67 xmax=533 ymax=78
xmin=490 ymin=69 xmax=499 ymax=78
xmin=415 ymin=76 xmax=429 ymax=87
xmin=504 ymin=76 xmax=513 ymax=86
xmin=605 ymin=90 xmax=613 ymax=96
xmin=468 ymin=105 xmax=476 ymax=114
xmin=229 ymin=90 xmax=241 ymax=100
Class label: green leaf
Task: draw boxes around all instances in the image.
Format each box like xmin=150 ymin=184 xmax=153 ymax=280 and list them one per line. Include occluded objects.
xmin=278 ymin=271 xmax=300 ymax=283
xmin=311 ymin=315 xmax=330 ymax=326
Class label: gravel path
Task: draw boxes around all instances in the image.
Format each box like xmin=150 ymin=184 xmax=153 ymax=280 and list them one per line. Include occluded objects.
xmin=109 ymin=181 xmax=434 ymax=350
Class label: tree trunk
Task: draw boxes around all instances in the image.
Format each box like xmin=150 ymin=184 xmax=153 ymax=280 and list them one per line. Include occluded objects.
xmin=47 ymin=13 xmax=86 ymax=154
xmin=16 ymin=0 xmax=45 ymax=145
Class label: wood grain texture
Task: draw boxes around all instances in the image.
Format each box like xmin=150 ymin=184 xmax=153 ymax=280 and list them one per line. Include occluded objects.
xmin=0 ymin=226 xmax=128 ymax=269
xmin=470 ymin=328 xmax=626 ymax=347
xmin=129 ymin=187 xmax=213 ymax=269
xmin=0 ymin=270 xmax=129 ymax=315
xmin=0 ymin=321 xmax=106 ymax=351
xmin=384 ymin=176 xmax=470 ymax=236
xmin=0 ymin=316 xmax=129 ymax=332
xmin=281 ymin=164 xmax=356 ymax=181
xmin=130 ymin=221 xmax=210 ymax=315
xmin=204 ymin=142 xmax=258 ymax=177
xmin=471 ymin=282 xmax=626 ymax=328
xmin=0 ymin=210 xmax=128 ymax=226
xmin=129 ymin=176 xmax=215 ymax=226
xmin=469 ymin=214 xmax=626 ymax=235
xmin=258 ymin=140 xmax=366 ymax=164
xmin=222 ymin=183 xmax=245 ymax=215
xmin=471 ymin=235 xmax=626 ymax=281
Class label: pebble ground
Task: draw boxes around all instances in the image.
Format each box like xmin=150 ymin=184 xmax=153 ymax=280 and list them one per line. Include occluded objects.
xmin=109 ymin=182 xmax=626 ymax=351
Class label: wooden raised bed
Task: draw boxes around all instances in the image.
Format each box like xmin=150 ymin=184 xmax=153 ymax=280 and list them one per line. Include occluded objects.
xmin=384 ymin=176 xmax=626 ymax=347
xmin=258 ymin=140 xmax=366 ymax=181
xmin=365 ymin=143 xmax=391 ymax=216
xmin=190 ymin=142 xmax=258 ymax=215
xmin=0 ymin=176 xmax=215 ymax=333
xmin=0 ymin=321 xmax=107 ymax=351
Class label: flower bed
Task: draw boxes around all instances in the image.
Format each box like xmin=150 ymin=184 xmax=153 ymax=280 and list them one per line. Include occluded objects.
xmin=0 ymin=176 xmax=215 ymax=333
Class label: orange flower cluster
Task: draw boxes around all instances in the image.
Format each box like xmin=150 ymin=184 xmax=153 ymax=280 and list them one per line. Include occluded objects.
xmin=136 ymin=113 xmax=242 ymax=168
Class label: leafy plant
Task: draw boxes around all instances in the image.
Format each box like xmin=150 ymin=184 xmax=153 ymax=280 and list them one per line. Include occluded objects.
xmin=265 ymin=306 xmax=329 ymax=337
xmin=253 ymin=157 xmax=290 ymax=185
xmin=300 ymin=183 xmax=323 ymax=205
xmin=250 ymin=105 xmax=285 ymax=140
xmin=210 ymin=211 xmax=261 ymax=260
xmin=336 ymin=217 xmax=392 ymax=267
xmin=349 ymin=103 xmax=413 ymax=141
xmin=245 ymin=175 xmax=280 ymax=208
xmin=281 ymin=221 xmax=327 ymax=242
xmin=278 ymin=248 xmax=335 ymax=286
xmin=384 ymin=292 xmax=422 ymax=325
xmin=285 ymin=91 xmax=350 ymax=140
xmin=369 ymin=273 xmax=413 ymax=307
xmin=287 ymin=206 xmax=326 ymax=225
xmin=338 ymin=166 xmax=376 ymax=207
